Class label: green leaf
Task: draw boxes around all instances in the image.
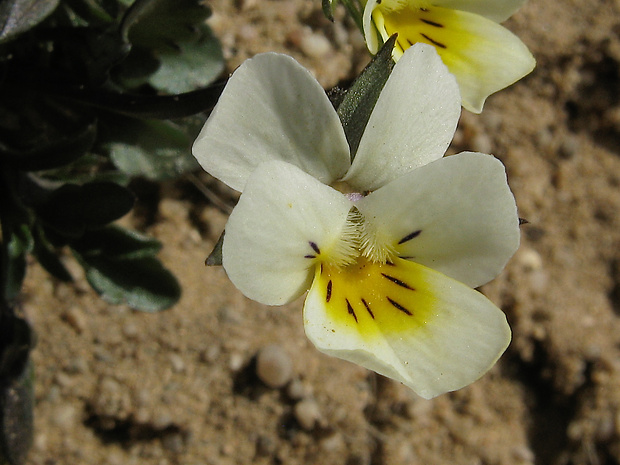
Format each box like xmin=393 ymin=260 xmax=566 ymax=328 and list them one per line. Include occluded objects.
xmin=121 ymin=0 xmax=211 ymax=48
xmin=0 ymin=358 xmax=34 ymax=465
xmin=35 ymin=182 xmax=134 ymax=237
xmin=62 ymin=0 xmax=116 ymax=26
xmin=1 ymin=224 xmax=33 ymax=301
xmin=116 ymin=0 xmax=223 ymax=93
xmin=104 ymin=117 xmax=200 ymax=180
xmin=146 ymin=26 xmax=224 ymax=94
xmin=0 ymin=309 xmax=34 ymax=465
xmin=0 ymin=304 xmax=34 ymax=465
xmin=340 ymin=0 xmax=364 ymax=32
xmin=31 ymin=225 xmax=72 ymax=282
xmin=38 ymin=81 xmax=226 ymax=119
xmin=337 ymin=35 xmax=396 ymax=160
xmin=72 ymin=226 xmax=180 ymax=312
xmin=72 ymin=225 xmax=162 ymax=260
xmin=322 ymin=0 xmax=335 ymax=22
xmin=0 ymin=0 xmax=59 ymax=43
xmin=0 ymin=121 xmax=96 ymax=172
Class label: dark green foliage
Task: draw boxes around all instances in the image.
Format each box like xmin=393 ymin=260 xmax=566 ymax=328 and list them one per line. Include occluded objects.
xmin=0 ymin=308 xmax=34 ymax=465
xmin=336 ymin=35 xmax=396 ymax=159
xmin=0 ymin=1 xmax=225 ymax=462
xmin=0 ymin=0 xmax=225 ymax=311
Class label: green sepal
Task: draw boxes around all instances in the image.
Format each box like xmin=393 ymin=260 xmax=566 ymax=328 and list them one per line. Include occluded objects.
xmin=336 ymin=35 xmax=396 ymax=160
xmin=205 ymin=231 xmax=224 ymax=266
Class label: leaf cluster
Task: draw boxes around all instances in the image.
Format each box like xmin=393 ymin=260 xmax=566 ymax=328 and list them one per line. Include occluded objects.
xmin=0 ymin=0 xmax=226 ymax=315
xmin=1 ymin=0 xmax=226 ymax=462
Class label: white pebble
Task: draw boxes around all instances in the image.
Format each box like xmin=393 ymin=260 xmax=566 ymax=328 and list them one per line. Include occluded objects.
xmin=169 ymin=354 xmax=185 ymax=373
xmin=299 ymin=32 xmax=332 ymax=59
xmin=294 ymin=399 xmax=321 ymax=431
xmin=516 ymin=247 xmax=543 ymax=271
xmin=256 ymin=345 xmax=293 ymax=388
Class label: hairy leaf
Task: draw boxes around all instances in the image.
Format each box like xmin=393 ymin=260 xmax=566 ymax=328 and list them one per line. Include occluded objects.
xmin=72 ymin=226 xmax=180 ymax=311
xmin=0 ymin=0 xmax=59 ymax=43
xmin=35 ymin=182 xmax=134 ymax=237
xmin=337 ymin=35 xmax=396 ymax=159
xmin=104 ymin=117 xmax=200 ymax=180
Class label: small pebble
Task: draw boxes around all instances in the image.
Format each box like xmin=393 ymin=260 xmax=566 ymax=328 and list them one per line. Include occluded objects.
xmin=54 ymin=372 xmax=75 ymax=388
xmin=286 ymin=378 xmax=309 ymax=400
xmin=229 ymin=353 xmax=245 ymax=372
xmin=62 ymin=306 xmax=87 ymax=333
xmin=200 ymin=345 xmax=220 ymax=363
xmin=319 ymin=432 xmax=345 ymax=453
xmin=152 ymin=413 xmax=173 ymax=430
xmin=559 ymin=134 xmax=579 ymax=159
xmin=169 ymin=354 xmax=185 ymax=373
xmin=255 ymin=435 xmax=277 ymax=457
xmin=66 ymin=356 xmax=88 ymax=374
xmin=299 ymin=31 xmax=332 ymax=59
xmin=162 ymin=432 xmax=186 ymax=454
xmin=515 ymin=247 xmax=543 ymax=271
xmin=294 ymin=398 xmax=321 ymax=431
xmin=122 ymin=322 xmax=140 ymax=339
xmin=511 ymin=445 xmax=535 ymax=463
xmin=52 ymin=405 xmax=77 ymax=429
xmin=256 ymin=345 xmax=293 ymax=388
xmin=471 ymin=132 xmax=493 ymax=154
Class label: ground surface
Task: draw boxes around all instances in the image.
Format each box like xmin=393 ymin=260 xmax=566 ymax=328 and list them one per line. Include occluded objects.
xmin=20 ymin=0 xmax=620 ymax=464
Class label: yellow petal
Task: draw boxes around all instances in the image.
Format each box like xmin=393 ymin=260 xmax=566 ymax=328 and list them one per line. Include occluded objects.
xmin=303 ymin=257 xmax=511 ymax=398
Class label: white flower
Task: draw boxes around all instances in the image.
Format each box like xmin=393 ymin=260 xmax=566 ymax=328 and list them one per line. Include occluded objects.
xmin=192 ymin=44 xmax=519 ymax=399
xmin=362 ymin=0 xmax=536 ymax=113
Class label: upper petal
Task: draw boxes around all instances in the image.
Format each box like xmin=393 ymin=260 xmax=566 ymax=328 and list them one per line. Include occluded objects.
xmin=432 ymin=0 xmax=528 ymax=22
xmin=192 ymin=53 xmax=351 ymax=192
xmin=356 ymin=152 xmax=520 ymax=288
xmin=362 ymin=0 xmax=382 ymax=54
xmin=223 ymin=160 xmax=352 ymax=305
xmin=376 ymin=6 xmax=535 ymax=113
xmin=344 ymin=44 xmax=461 ymax=192
xmin=304 ymin=257 xmax=511 ymax=399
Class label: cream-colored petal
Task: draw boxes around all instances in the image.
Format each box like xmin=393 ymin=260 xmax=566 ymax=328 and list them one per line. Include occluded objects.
xmin=192 ymin=53 xmax=351 ymax=192
xmin=344 ymin=44 xmax=460 ymax=191
xmin=432 ymin=0 xmax=528 ymax=22
xmin=223 ymin=161 xmax=352 ymax=305
xmin=374 ymin=6 xmax=535 ymax=113
xmin=356 ymin=152 xmax=519 ymax=288
xmin=363 ymin=0 xmax=382 ymax=54
xmin=303 ymin=257 xmax=511 ymax=399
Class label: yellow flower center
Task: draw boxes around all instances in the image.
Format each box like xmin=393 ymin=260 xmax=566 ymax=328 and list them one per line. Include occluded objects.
xmin=372 ymin=2 xmax=461 ymax=60
xmin=314 ymin=256 xmax=438 ymax=339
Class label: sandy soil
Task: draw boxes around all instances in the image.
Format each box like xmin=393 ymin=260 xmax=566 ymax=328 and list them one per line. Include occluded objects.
xmin=20 ymin=0 xmax=620 ymax=464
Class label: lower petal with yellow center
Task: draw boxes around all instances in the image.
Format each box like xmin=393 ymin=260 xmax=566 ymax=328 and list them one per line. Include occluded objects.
xmin=303 ymin=255 xmax=512 ymax=399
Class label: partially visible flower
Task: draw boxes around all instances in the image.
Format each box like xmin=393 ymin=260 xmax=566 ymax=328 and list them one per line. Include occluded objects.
xmin=362 ymin=0 xmax=536 ymax=113
xmin=193 ymin=45 xmax=519 ymax=398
